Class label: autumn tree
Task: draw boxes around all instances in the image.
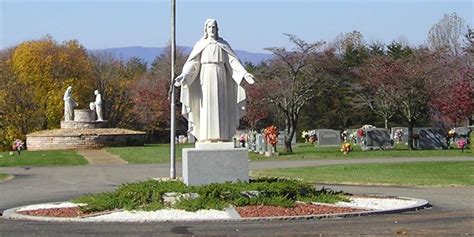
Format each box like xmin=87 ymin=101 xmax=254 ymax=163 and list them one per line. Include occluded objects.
xmin=129 ymin=45 xmax=187 ymax=139
xmin=0 ymin=47 xmax=42 ymax=150
xmin=129 ymin=76 xmax=171 ymax=135
xmin=242 ymin=80 xmax=271 ymax=130
xmin=11 ymin=36 xmax=93 ymax=129
xmin=391 ymin=49 xmax=440 ymax=149
xmin=90 ymin=54 xmax=140 ymax=128
xmin=430 ymin=64 xmax=473 ymax=127
xmin=356 ymin=56 xmax=399 ymax=129
xmin=331 ymin=31 xmax=365 ymax=55
xmin=428 ymin=12 xmax=467 ymax=57
xmin=262 ymin=34 xmax=329 ymax=152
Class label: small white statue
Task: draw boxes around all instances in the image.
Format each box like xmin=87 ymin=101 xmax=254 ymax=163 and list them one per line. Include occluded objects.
xmin=63 ymin=86 xmax=78 ymax=121
xmin=174 ymin=19 xmax=255 ymax=142
xmin=94 ymin=90 xmax=103 ymax=121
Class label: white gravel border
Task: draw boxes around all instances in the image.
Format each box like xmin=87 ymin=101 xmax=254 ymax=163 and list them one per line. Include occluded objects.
xmin=16 ymin=202 xmax=85 ymax=212
xmin=2 ymin=196 xmax=428 ymax=222
xmin=336 ymin=196 xmax=418 ymax=210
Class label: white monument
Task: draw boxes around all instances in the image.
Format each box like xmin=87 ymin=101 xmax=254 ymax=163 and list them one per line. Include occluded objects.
xmin=175 ymin=19 xmax=254 ymax=185
xmin=94 ymin=90 xmax=103 ymax=121
xmin=63 ymin=86 xmax=78 ymax=121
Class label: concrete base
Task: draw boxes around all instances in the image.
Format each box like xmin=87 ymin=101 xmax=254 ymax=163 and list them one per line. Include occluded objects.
xmin=182 ymin=147 xmax=249 ymax=186
xmin=195 ymin=142 xmax=234 ymax=149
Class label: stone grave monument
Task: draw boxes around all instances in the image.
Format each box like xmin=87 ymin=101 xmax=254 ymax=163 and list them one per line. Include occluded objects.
xmin=361 ymin=128 xmax=394 ymax=151
xmin=174 ymin=19 xmax=254 ymax=186
xmin=256 ymin=134 xmax=264 ymax=154
xmin=277 ymin=131 xmax=297 ymax=147
xmin=454 ymin=127 xmax=472 ymax=142
xmin=413 ymin=127 xmax=447 ymax=150
xmin=27 ymin=87 xmax=145 ymax=150
xmin=315 ymin=129 xmax=341 ymax=146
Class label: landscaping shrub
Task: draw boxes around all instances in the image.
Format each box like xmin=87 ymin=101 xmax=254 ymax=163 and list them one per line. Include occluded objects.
xmin=73 ymin=178 xmax=349 ymax=213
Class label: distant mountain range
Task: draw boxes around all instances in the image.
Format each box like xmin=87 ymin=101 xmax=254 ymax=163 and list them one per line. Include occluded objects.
xmin=88 ymin=46 xmax=273 ymax=66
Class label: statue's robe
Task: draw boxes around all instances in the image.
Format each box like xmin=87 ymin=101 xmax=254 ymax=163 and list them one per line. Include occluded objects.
xmin=179 ymin=38 xmax=248 ymax=141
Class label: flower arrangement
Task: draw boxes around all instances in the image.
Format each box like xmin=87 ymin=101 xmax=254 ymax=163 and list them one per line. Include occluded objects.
xmin=12 ymin=139 xmax=24 ymax=155
xmin=447 ymin=129 xmax=456 ymax=138
xmin=394 ymin=129 xmax=403 ymax=143
xmin=456 ymin=139 xmax=467 ymax=152
xmin=264 ymin=125 xmax=279 ymax=146
xmin=301 ymin=130 xmax=317 ymax=144
xmin=340 ymin=143 xmax=352 ymax=154
xmin=361 ymin=124 xmax=375 ymax=130
xmin=301 ymin=131 xmax=309 ymax=139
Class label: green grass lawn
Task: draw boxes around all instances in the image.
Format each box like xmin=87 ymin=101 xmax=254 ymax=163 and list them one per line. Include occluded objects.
xmin=106 ymin=143 xmax=194 ymax=164
xmin=105 ymin=143 xmax=472 ymax=164
xmin=253 ymin=161 xmax=474 ymax=187
xmin=249 ymin=143 xmax=473 ymax=161
xmin=0 ymin=150 xmax=88 ymax=167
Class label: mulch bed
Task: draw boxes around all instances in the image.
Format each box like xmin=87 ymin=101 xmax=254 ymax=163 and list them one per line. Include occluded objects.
xmin=17 ymin=204 xmax=365 ymax=219
xmin=17 ymin=207 xmax=87 ymax=218
xmin=236 ymin=203 xmax=364 ymax=218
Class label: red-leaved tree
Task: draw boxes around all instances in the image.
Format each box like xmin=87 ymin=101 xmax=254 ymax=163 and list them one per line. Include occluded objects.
xmin=430 ymin=66 xmax=473 ymax=127
xmin=242 ymin=82 xmax=270 ymax=130
xmin=355 ymin=56 xmax=399 ymax=129
xmin=130 ymin=76 xmax=171 ymax=134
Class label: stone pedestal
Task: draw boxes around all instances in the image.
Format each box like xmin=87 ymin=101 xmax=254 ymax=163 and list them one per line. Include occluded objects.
xmin=74 ymin=109 xmax=95 ymax=122
xmin=182 ymin=144 xmax=249 ymax=186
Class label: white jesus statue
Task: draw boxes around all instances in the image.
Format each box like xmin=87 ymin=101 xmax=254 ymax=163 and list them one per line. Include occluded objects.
xmin=174 ymin=19 xmax=255 ymax=142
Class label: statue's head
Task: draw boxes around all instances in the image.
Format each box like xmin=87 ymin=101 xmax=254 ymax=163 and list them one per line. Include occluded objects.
xmin=94 ymin=90 xmax=99 ymax=95
xmin=66 ymin=86 xmax=72 ymax=93
xmin=203 ymin=19 xmax=219 ymax=40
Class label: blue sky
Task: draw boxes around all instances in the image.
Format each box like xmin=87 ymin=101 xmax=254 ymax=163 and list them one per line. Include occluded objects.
xmin=1 ymin=0 xmax=472 ymax=53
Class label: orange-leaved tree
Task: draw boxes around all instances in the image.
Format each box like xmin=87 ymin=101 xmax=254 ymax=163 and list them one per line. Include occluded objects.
xmin=11 ymin=36 xmax=94 ymax=130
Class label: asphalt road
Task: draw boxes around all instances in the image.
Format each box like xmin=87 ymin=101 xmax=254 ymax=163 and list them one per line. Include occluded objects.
xmin=0 ymin=157 xmax=473 ymax=236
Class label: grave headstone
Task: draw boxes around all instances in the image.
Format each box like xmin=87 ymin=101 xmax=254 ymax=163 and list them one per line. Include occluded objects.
xmin=413 ymin=127 xmax=447 ymax=150
xmin=277 ymin=131 xmax=296 ymax=147
xmin=361 ymin=128 xmax=394 ymax=151
xmin=315 ymin=129 xmax=341 ymax=146
xmin=454 ymin=127 xmax=471 ymax=139
xmin=255 ymin=134 xmax=263 ymax=153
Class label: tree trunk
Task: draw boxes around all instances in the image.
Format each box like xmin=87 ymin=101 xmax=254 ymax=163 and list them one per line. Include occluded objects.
xmin=407 ymin=121 xmax=415 ymax=150
xmin=384 ymin=118 xmax=388 ymax=130
xmin=284 ymin=125 xmax=293 ymax=153
xmin=284 ymin=115 xmax=297 ymax=153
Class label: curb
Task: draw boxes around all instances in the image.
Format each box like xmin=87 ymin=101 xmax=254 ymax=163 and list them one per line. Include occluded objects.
xmin=0 ymin=174 xmax=14 ymax=183
xmin=1 ymin=197 xmax=430 ymax=223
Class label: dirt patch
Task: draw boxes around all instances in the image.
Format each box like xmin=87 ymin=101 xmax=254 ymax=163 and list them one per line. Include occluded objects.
xmin=236 ymin=203 xmax=364 ymax=218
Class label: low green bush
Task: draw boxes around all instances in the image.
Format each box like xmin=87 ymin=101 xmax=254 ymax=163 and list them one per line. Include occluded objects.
xmin=72 ymin=177 xmax=348 ymax=213
xmin=73 ymin=192 xmax=119 ymax=213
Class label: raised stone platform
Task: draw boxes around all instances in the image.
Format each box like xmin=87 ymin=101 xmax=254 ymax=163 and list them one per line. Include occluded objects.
xmin=26 ymin=128 xmax=146 ymax=151
xmin=60 ymin=121 xmax=108 ymax=129
xmin=182 ymin=145 xmax=249 ymax=186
